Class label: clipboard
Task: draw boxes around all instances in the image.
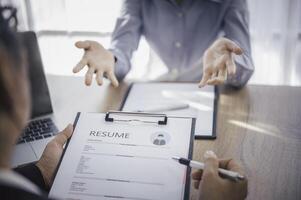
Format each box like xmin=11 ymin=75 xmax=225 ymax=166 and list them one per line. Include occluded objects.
xmin=119 ymin=82 xmax=218 ymax=139
xmin=50 ymin=111 xmax=195 ymax=200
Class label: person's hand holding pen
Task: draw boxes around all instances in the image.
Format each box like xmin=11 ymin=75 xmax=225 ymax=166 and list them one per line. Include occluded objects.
xmin=73 ymin=40 xmax=119 ymax=87
xmin=193 ymin=151 xmax=248 ymax=200
xmin=199 ymin=38 xmax=243 ymax=87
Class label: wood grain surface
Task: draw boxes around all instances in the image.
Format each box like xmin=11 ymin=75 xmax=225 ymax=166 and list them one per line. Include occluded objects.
xmin=47 ymin=75 xmax=301 ymax=200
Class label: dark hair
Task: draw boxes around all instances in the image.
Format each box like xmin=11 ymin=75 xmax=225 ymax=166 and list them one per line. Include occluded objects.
xmin=0 ymin=5 xmax=22 ymax=117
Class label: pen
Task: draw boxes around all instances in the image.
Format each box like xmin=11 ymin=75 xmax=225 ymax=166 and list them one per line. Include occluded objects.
xmin=137 ymin=103 xmax=189 ymax=113
xmin=172 ymin=156 xmax=245 ymax=181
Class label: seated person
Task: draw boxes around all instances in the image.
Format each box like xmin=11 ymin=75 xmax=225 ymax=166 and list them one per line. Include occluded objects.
xmin=0 ymin=6 xmax=247 ymax=200
xmin=73 ymin=0 xmax=254 ymax=88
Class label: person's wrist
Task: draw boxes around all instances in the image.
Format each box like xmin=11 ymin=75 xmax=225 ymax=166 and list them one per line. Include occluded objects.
xmin=106 ymin=50 xmax=115 ymax=63
xmin=106 ymin=50 xmax=117 ymax=69
xmin=35 ymin=161 xmax=50 ymax=189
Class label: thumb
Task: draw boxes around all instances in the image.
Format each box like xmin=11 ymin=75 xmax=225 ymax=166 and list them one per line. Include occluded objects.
xmin=107 ymin=70 xmax=119 ymax=87
xmin=224 ymin=40 xmax=243 ymax=55
xmin=75 ymin=41 xmax=91 ymax=49
xmin=202 ymin=150 xmax=219 ymax=178
xmin=53 ymin=124 xmax=73 ymax=147
xmin=198 ymin=72 xmax=211 ymax=88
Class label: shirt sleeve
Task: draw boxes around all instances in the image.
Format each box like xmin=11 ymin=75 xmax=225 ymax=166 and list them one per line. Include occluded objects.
xmin=14 ymin=163 xmax=47 ymax=192
xmin=223 ymin=0 xmax=254 ymax=88
xmin=108 ymin=0 xmax=142 ymax=81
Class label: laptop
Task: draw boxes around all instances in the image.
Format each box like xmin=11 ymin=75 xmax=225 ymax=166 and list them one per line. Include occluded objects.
xmin=11 ymin=31 xmax=58 ymax=167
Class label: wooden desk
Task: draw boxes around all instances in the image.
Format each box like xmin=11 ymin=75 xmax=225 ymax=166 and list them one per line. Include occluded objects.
xmin=47 ymin=74 xmax=301 ymax=200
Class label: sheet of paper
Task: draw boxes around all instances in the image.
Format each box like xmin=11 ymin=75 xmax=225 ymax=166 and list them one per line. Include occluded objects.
xmin=49 ymin=113 xmax=193 ymax=200
xmin=122 ymin=83 xmax=215 ymax=137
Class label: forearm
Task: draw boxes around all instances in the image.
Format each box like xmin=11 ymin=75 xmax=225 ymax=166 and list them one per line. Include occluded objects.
xmin=14 ymin=163 xmax=47 ymax=192
xmin=223 ymin=0 xmax=254 ymax=88
xmin=108 ymin=0 xmax=142 ymax=81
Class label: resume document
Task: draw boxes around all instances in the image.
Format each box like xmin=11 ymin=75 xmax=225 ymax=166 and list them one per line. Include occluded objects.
xmin=49 ymin=112 xmax=194 ymax=200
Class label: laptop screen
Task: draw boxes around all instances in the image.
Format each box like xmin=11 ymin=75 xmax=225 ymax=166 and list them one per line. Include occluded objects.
xmin=19 ymin=32 xmax=53 ymax=118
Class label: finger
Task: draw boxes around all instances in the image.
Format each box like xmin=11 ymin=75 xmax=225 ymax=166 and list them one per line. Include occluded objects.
xmin=96 ymin=70 xmax=104 ymax=86
xmin=226 ymin=53 xmax=236 ymax=75
xmin=107 ymin=70 xmax=119 ymax=87
xmin=199 ymin=72 xmax=211 ymax=88
xmin=219 ymin=159 xmax=246 ymax=181
xmin=211 ymin=71 xmax=218 ymax=79
xmin=73 ymin=58 xmax=88 ymax=73
xmin=225 ymin=159 xmax=245 ymax=175
xmin=219 ymin=158 xmax=233 ymax=169
xmin=224 ymin=39 xmax=243 ymax=55
xmin=75 ymin=40 xmax=91 ymax=49
xmin=206 ymin=77 xmax=223 ymax=85
xmin=214 ymin=54 xmax=227 ymax=70
xmin=202 ymin=150 xmax=219 ymax=179
xmin=53 ymin=124 xmax=73 ymax=147
xmin=219 ymin=159 xmax=247 ymax=188
xmin=192 ymin=170 xmax=203 ymax=180
xmin=208 ymin=65 xmax=226 ymax=85
xmin=217 ymin=68 xmax=227 ymax=82
xmin=85 ymin=67 xmax=95 ymax=86
xmin=194 ymin=180 xmax=200 ymax=189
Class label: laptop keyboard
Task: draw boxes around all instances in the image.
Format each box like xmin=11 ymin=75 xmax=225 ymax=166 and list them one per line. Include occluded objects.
xmin=17 ymin=118 xmax=58 ymax=144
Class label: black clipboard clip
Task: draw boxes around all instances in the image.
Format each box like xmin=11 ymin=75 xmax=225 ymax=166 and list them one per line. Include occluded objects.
xmin=105 ymin=111 xmax=168 ymax=125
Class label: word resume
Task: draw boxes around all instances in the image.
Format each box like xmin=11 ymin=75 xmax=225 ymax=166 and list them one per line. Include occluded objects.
xmin=49 ymin=112 xmax=194 ymax=200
